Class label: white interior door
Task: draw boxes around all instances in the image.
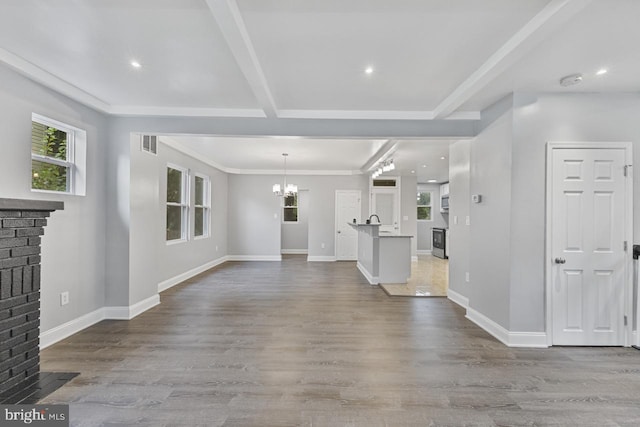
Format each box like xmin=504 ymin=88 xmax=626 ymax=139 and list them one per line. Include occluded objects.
xmin=371 ymin=189 xmax=399 ymax=233
xmin=335 ymin=190 xmax=361 ymax=260
xmin=550 ymin=147 xmax=628 ymax=346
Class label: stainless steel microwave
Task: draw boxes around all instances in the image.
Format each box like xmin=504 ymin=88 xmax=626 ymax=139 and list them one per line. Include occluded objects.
xmin=440 ymin=195 xmax=449 ymax=213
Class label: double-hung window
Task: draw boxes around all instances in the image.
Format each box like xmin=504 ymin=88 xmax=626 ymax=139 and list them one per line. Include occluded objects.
xmin=417 ymin=191 xmax=432 ymax=221
xmin=31 ymin=113 xmax=86 ymax=195
xmin=194 ymin=174 xmax=211 ymax=238
xmin=166 ymin=165 xmax=189 ymax=242
xmin=283 ymin=193 xmax=298 ymax=222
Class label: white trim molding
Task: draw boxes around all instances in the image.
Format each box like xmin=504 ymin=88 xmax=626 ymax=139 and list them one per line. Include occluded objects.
xmin=356 ymin=261 xmax=379 ymax=285
xmin=307 ymin=256 xmax=336 ymax=262
xmin=417 ymin=250 xmax=433 ymax=255
xmin=228 ymin=255 xmax=282 ymax=261
xmin=158 ymin=256 xmax=229 ymax=293
xmin=447 ymin=288 xmax=469 ymax=309
xmin=466 ymin=306 xmax=548 ymax=348
xmin=40 ymin=294 xmax=161 ymax=350
xmin=281 ymin=249 xmax=308 ymax=255
xmin=104 ymin=294 xmax=160 ymax=320
xmin=40 ymin=307 xmax=106 ymax=350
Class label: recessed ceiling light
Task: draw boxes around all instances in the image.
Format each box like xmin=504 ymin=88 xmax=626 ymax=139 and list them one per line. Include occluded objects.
xmin=410 ymin=170 xmax=415 ymax=174
xmin=440 ymin=156 xmax=446 ymax=160
xmin=428 ymin=179 xmax=437 ymax=183
xmin=422 ymin=164 xmax=427 ymax=168
xmin=365 ymin=66 xmax=374 ymax=75
xmin=596 ymin=68 xmax=608 ymax=76
xmin=130 ymin=60 xmax=142 ymax=69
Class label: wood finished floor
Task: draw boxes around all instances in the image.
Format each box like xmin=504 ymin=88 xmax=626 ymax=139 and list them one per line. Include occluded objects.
xmin=40 ymin=255 xmax=640 ymax=426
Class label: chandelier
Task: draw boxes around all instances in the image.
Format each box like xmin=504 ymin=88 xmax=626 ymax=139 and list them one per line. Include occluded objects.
xmin=273 ymin=153 xmax=298 ymax=196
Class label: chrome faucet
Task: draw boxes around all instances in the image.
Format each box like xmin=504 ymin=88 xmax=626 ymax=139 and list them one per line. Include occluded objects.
xmin=368 ymin=214 xmax=380 ymax=224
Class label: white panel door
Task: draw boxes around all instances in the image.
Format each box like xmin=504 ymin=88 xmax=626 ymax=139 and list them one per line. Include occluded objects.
xmin=371 ymin=189 xmax=399 ymax=233
xmin=335 ymin=190 xmax=361 ymax=261
xmin=551 ymin=148 xmax=627 ymax=345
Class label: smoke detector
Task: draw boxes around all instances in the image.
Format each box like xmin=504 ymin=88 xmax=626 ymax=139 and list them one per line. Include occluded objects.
xmin=559 ymin=73 xmax=583 ymax=87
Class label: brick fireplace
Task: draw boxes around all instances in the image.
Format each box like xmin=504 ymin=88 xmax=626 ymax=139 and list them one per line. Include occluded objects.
xmin=0 ymin=198 xmax=63 ymax=398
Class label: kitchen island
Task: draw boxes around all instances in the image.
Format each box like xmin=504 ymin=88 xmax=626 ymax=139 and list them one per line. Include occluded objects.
xmin=348 ymin=222 xmax=413 ymax=285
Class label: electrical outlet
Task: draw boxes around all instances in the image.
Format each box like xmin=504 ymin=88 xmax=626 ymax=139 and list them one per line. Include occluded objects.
xmin=60 ymin=291 xmax=69 ymax=306
xmin=465 ymin=216 xmax=470 ymax=226
xmin=321 ymin=243 xmax=325 ymax=249
xmin=465 ymin=272 xmax=470 ymax=283
xmin=215 ymin=245 xmax=218 ymax=251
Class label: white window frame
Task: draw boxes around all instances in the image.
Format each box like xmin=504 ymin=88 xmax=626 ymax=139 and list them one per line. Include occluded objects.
xmin=31 ymin=113 xmax=86 ymax=196
xmin=282 ymin=193 xmax=299 ymax=223
xmin=194 ymin=173 xmax=211 ymax=239
xmin=166 ymin=164 xmax=189 ymax=244
xmin=417 ymin=190 xmax=433 ymax=221
xmin=141 ymin=135 xmax=158 ymax=155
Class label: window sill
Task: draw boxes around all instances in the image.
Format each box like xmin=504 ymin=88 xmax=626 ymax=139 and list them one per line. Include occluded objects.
xmin=194 ymin=235 xmax=210 ymax=240
xmin=166 ymin=238 xmax=188 ymax=246
xmin=31 ymin=189 xmax=77 ymax=196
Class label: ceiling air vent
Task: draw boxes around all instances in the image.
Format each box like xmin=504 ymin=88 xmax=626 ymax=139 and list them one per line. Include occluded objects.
xmin=141 ymin=135 xmax=157 ymax=155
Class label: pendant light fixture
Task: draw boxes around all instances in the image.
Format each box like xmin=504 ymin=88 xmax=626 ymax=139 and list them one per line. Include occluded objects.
xmin=273 ymin=153 xmax=297 ymax=197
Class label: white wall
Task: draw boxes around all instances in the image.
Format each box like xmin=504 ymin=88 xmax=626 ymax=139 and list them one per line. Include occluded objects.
xmin=448 ymin=140 xmax=471 ymax=298
xmin=416 ymin=183 xmax=448 ymax=252
xmin=400 ymin=175 xmax=418 ymax=257
xmin=281 ymin=189 xmax=309 ymax=253
xmin=0 ymin=64 xmax=108 ymax=332
xmin=129 ymin=140 xmax=228 ymax=300
xmin=508 ymin=92 xmax=640 ymax=332
xmin=227 ymin=174 xmax=282 ymax=258
xmin=227 ymin=174 xmax=368 ymax=260
xmin=468 ymin=99 xmax=513 ymax=330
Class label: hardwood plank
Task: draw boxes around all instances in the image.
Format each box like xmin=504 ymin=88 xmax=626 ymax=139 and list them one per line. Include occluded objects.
xmin=38 ymin=255 xmax=640 ymax=426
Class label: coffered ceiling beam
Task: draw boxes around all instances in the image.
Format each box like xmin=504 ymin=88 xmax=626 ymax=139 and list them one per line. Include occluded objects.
xmin=205 ymin=0 xmax=278 ymax=118
xmin=433 ymin=0 xmax=592 ymax=119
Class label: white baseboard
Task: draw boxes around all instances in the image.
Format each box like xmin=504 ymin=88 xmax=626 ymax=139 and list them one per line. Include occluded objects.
xmin=104 ymin=294 xmax=160 ymax=320
xmin=417 ymin=250 xmax=432 ymax=255
xmin=466 ymin=306 xmax=509 ymax=346
xmin=466 ymin=306 xmax=548 ymax=348
xmin=307 ymin=256 xmax=336 ymax=262
xmin=40 ymin=294 xmax=161 ymax=350
xmin=228 ymin=255 xmax=282 ymax=261
xmin=40 ymin=307 xmax=105 ymax=350
xmin=447 ymin=288 xmax=469 ymax=309
xmin=356 ymin=261 xmax=379 ymax=285
xmin=158 ymin=256 xmax=229 ymax=292
xmin=281 ymin=249 xmax=308 ymax=255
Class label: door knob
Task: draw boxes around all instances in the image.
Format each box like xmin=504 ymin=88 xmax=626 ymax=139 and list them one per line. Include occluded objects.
xmin=554 ymin=257 xmax=566 ymax=264
xmin=337 ymin=230 xmax=341 ymax=234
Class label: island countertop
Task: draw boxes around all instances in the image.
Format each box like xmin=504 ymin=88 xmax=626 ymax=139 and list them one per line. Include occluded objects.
xmin=348 ymin=222 xmax=412 ymax=285
xmin=347 ymin=222 xmax=413 ymax=238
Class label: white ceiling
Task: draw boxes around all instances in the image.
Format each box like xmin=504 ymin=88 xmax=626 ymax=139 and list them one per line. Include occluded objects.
xmin=1 ymin=0 xmax=638 ymax=181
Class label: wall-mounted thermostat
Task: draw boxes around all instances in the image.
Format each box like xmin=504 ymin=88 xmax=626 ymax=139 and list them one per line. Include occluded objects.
xmin=471 ymin=194 xmax=482 ymax=203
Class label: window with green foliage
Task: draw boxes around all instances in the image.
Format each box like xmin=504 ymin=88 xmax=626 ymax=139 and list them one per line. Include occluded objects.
xmin=417 ymin=191 xmax=432 ymax=221
xmin=194 ymin=174 xmax=210 ymax=238
xmin=31 ymin=119 xmax=73 ymax=192
xmin=283 ymin=193 xmax=298 ymax=222
xmin=167 ymin=165 xmax=188 ymax=241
